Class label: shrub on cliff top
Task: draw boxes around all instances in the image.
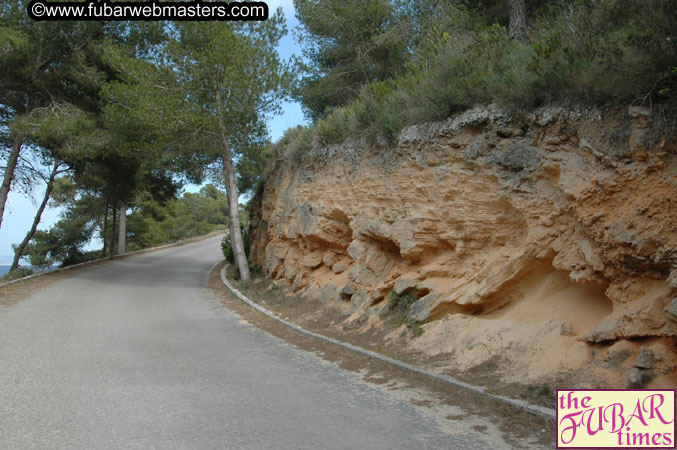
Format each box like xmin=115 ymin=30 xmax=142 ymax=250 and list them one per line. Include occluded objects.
xmin=283 ymin=0 xmax=676 ymax=157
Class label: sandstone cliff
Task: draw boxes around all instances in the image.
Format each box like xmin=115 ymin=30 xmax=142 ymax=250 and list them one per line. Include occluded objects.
xmin=249 ymin=105 xmax=677 ymax=388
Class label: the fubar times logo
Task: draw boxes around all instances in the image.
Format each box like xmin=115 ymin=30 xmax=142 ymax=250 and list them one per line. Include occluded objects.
xmin=557 ymin=389 xmax=676 ymax=448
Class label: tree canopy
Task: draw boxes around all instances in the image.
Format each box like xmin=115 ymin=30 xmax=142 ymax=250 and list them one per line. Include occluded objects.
xmin=1 ymin=4 xmax=292 ymax=280
xmin=164 ymin=15 xmax=292 ymax=281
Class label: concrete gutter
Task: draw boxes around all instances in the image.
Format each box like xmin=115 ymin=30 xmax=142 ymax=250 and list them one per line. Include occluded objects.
xmin=0 ymin=231 xmax=225 ymax=289
xmin=219 ymin=265 xmax=557 ymax=420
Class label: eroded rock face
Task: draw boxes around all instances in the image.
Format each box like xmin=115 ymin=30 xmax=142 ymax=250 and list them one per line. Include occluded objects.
xmin=249 ymin=105 xmax=677 ymax=385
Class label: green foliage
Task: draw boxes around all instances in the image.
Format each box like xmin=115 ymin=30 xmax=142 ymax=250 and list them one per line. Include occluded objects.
xmin=387 ymin=290 xmax=423 ymax=336
xmin=221 ymin=235 xmax=234 ymax=264
xmin=168 ymin=16 xmax=293 ymax=161
xmin=25 ymin=216 xmax=96 ymax=269
xmin=388 ymin=290 xmax=417 ymax=318
xmin=524 ymin=0 xmax=677 ymax=106
xmin=524 ymin=383 xmax=555 ymax=407
xmin=167 ymin=16 xmax=294 ymax=282
xmin=21 ymin=185 xmax=109 ymax=269
xmin=11 ymin=103 xmax=98 ymax=162
xmin=19 ymin=175 xmax=115 ymax=270
xmin=410 ymin=323 xmax=424 ymax=338
xmin=1 ymin=7 xmax=290 ymax=283
xmin=284 ymin=0 xmax=677 ymax=157
xmin=293 ymin=0 xmax=410 ymax=120
xmin=49 ymin=177 xmax=78 ymax=207
xmin=126 ymin=211 xmax=170 ymax=249
xmin=22 ymin=183 xmax=230 ymax=268
xmin=126 ymin=184 xmax=229 ymax=251
xmin=1 ymin=267 xmax=34 ymax=282
xmin=315 ymin=106 xmax=359 ymax=144
xmin=0 ymin=6 xmax=192 ymax=272
xmin=277 ymin=125 xmax=315 ymax=166
xmin=236 ymin=144 xmax=273 ymax=196
xmin=0 ymin=5 xmax=116 ymax=116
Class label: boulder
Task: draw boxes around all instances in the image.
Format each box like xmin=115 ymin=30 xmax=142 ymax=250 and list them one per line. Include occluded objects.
xmin=349 ymin=265 xmax=377 ymax=285
xmin=351 ymin=291 xmax=368 ymax=308
xmin=408 ymin=293 xmax=439 ymax=323
xmin=393 ymin=278 xmax=416 ymax=296
xmin=666 ymin=298 xmax=677 ymax=322
xmin=292 ymin=274 xmax=306 ymax=292
xmin=302 ymin=251 xmax=323 ymax=269
xmin=322 ymin=252 xmax=339 ymax=267
xmin=320 ymin=284 xmax=339 ymax=303
xmin=626 ymin=367 xmax=652 ymax=389
xmin=634 ymin=347 xmax=656 ymax=370
xmin=667 ymin=270 xmax=677 ymax=290
xmin=331 ymin=261 xmax=349 ymax=274
xmin=341 ymin=283 xmax=359 ymax=297
xmin=487 ymin=140 xmax=538 ymax=173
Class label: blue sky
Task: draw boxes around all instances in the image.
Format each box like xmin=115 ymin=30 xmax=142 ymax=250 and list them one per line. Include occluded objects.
xmin=0 ymin=0 xmax=306 ymax=265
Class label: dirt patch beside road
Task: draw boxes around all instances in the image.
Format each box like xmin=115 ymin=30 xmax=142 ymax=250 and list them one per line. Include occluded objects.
xmin=210 ymin=262 xmax=556 ymax=449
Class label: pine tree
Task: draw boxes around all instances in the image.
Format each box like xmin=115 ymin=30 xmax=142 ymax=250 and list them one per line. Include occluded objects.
xmin=168 ymin=16 xmax=292 ymax=282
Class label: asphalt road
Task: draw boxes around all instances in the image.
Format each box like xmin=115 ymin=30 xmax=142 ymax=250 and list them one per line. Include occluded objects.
xmin=0 ymin=236 xmax=500 ymax=449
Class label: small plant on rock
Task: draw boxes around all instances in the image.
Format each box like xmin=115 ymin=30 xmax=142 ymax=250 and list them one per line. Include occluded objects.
xmin=387 ymin=290 xmax=424 ymax=337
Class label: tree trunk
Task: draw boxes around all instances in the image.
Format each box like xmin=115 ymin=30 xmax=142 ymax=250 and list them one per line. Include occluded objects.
xmin=10 ymin=160 xmax=60 ymax=271
xmin=102 ymin=196 xmax=109 ymax=257
xmin=215 ymin=88 xmax=250 ymax=282
xmin=221 ymin=151 xmax=250 ymax=282
xmin=508 ymin=0 xmax=528 ymax=41
xmin=0 ymin=137 xmax=22 ymax=232
xmin=110 ymin=198 xmax=117 ymax=256
xmin=118 ymin=204 xmax=126 ymax=254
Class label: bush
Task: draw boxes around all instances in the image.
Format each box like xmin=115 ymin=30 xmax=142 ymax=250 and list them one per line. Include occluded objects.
xmin=275 ymin=125 xmax=315 ymax=166
xmin=1 ymin=267 xmax=34 ymax=282
xmin=221 ymin=235 xmax=235 ymax=263
xmin=387 ymin=290 xmax=424 ymax=336
xmin=285 ymin=0 xmax=676 ymax=154
xmin=221 ymin=225 xmax=250 ymax=264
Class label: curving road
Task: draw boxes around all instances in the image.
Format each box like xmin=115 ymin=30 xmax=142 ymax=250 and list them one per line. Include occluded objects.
xmin=0 ymin=237 xmax=498 ymax=449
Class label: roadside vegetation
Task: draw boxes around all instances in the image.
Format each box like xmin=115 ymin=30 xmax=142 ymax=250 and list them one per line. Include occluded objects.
xmin=1 ymin=3 xmax=290 ymax=281
xmin=388 ymin=290 xmax=425 ymax=337
xmin=24 ymin=184 xmax=236 ymax=270
xmin=0 ymin=184 xmax=239 ymax=280
xmin=275 ymin=0 xmax=676 ymax=164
